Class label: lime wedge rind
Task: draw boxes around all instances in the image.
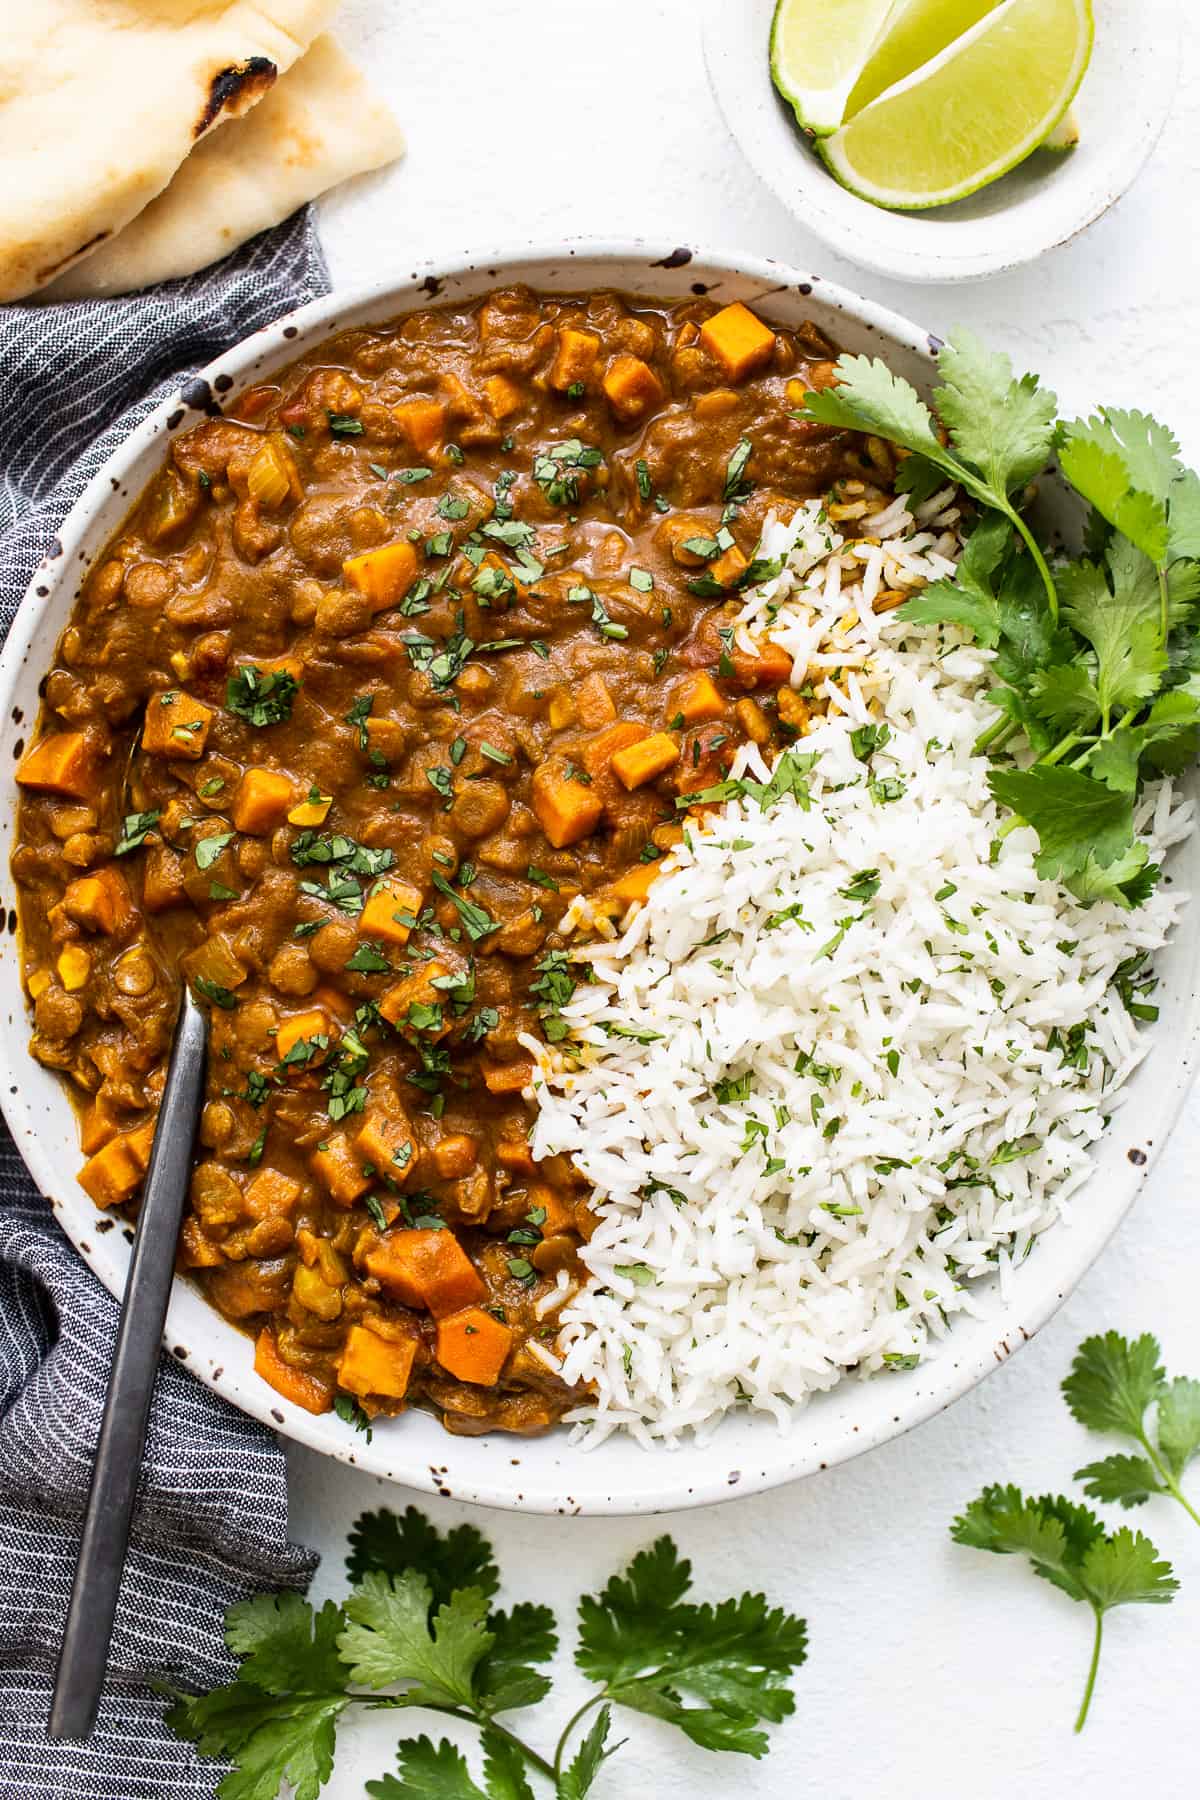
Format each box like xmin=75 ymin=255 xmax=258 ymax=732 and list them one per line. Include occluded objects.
xmin=819 ymin=0 xmax=1094 ymax=211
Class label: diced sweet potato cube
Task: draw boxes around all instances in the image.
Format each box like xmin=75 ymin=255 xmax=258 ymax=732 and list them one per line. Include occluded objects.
xmin=183 ymin=934 xmax=248 ymax=994
xmin=244 ymin=1167 xmax=303 ymax=1220
xmin=142 ymin=843 xmax=187 ymax=912
xmin=603 ymin=860 xmax=664 ymax=907
xmin=730 ymin=641 xmax=794 ymax=689
xmin=672 ymin=671 xmax=728 ymax=724
xmin=359 ymin=880 xmax=423 ymax=946
xmin=366 ymin=1227 xmax=487 ymax=1317
xmin=549 ymin=327 xmax=601 ymax=392
xmin=734 ymin=697 xmax=771 ymax=745
xmin=525 ymin=1182 xmax=575 ymax=1238
xmin=393 ymin=397 xmax=446 ymax=455
xmin=496 ymin=1136 xmax=537 ymax=1175
xmin=547 ymin=689 xmax=576 ymax=730
xmin=276 ymin=1008 xmax=333 ymax=1064
xmin=254 ymin=1328 xmax=333 ymax=1414
xmin=602 ymin=353 xmax=665 ymax=422
xmin=364 ymin=716 xmax=406 ymax=763
xmin=709 ymin=544 xmax=749 ymax=589
xmin=309 ymin=1134 xmax=371 ymax=1206
xmin=287 ymin=791 xmax=332 ymax=827
xmin=232 ymin=767 xmax=294 ymax=834
xmin=355 ymin=1106 xmax=418 ymax=1187
xmin=338 ymin=1324 xmax=417 ymax=1400
xmin=16 ymin=731 xmax=97 ymax=799
xmin=57 ymin=945 xmax=91 ymax=991
xmin=80 ymin=1094 xmax=120 ymax=1156
xmin=432 ymin=1133 xmax=478 ymax=1179
xmin=141 ymin=690 xmax=213 ymax=759
xmin=481 ymin=1059 xmax=533 ymax=1096
xmin=379 ymin=959 xmax=453 ymax=1036
xmin=436 ymin=1307 xmax=513 ymax=1386
xmin=179 ymin=1215 xmax=224 ymax=1268
xmin=77 ymin=1121 xmax=153 ymax=1209
xmin=26 ymin=967 xmax=51 ymax=1001
xmin=531 ymin=758 xmax=604 ymax=848
xmin=699 ymin=302 xmax=777 ymax=382
xmin=611 ymin=731 xmax=680 ymax=790
xmin=575 ymin=671 xmax=617 ymax=728
xmin=483 ymin=374 xmax=524 ymax=421
xmin=63 ymin=866 xmax=135 ymax=936
xmin=581 ymin=720 xmax=648 ymax=780
xmin=343 ymin=541 xmax=419 ymax=612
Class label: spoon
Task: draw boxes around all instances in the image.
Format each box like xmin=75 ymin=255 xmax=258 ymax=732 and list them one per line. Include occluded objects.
xmin=48 ymin=986 xmax=208 ymax=1741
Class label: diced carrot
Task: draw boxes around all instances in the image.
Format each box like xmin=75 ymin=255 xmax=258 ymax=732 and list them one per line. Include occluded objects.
xmin=531 ymin=758 xmax=604 ymax=849
xmin=141 ymin=690 xmax=213 ymax=759
xmin=393 ymin=397 xmax=446 ymax=455
xmin=708 ymin=544 xmax=749 ymax=589
xmin=16 ymin=731 xmax=97 ymax=799
xmin=730 ymin=641 xmax=794 ymax=689
xmin=359 ymin=879 xmax=424 ymax=946
xmin=575 ymin=671 xmax=617 ymax=728
xmin=549 ymin=327 xmax=601 ymax=392
xmin=435 ymin=1307 xmax=513 ymax=1386
xmin=699 ymin=302 xmax=777 ymax=382
xmin=483 ymin=374 xmax=524 ymax=421
xmin=343 ymin=541 xmax=419 ymax=612
xmin=232 ymin=767 xmax=294 ymax=834
xmin=366 ymin=1227 xmax=487 ymax=1317
xmin=244 ymin=1167 xmax=303 ymax=1220
xmin=602 ymin=354 xmax=665 ymax=422
xmin=603 ymin=860 xmax=664 ymax=906
xmin=432 ymin=1133 xmax=478 ymax=1180
xmin=611 ymin=731 xmax=680 ymax=790
xmin=309 ymin=1135 xmax=371 ymax=1206
xmin=378 ymin=959 xmax=453 ymax=1036
xmin=672 ymin=671 xmax=728 ymax=725
xmin=276 ymin=1008 xmax=333 ymax=1064
xmin=63 ymin=866 xmax=135 ymax=936
xmin=481 ymin=1059 xmax=533 ymax=1096
xmin=287 ymin=791 xmax=333 ymax=827
xmin=355 ymin=1106 xmax=418 ymax=1188
xmin=142 ymin=843 xmax=186 ymax=912
xmin=254 ymin=1328 xmax=334 ymax=1414
xmin=338 ymin=1324 xmax=417 ymax=1400
xmin=581 ymin=720 xmax=649 ymax=779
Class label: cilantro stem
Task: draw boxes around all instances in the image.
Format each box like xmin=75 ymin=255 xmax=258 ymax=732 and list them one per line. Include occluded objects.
xmin=1136 ymin=1426 xmax=1200 ymax=1530
xmin=1158 ymin=563 xmax=1170 ymax=648
xmin=973 ymin=715 xmax=1019 ymax=757
xmin=552 ymin=1692 xmax=608 ymax=1783
xmin=1037 ymin=733 xmax=1087 ymax=769
xmin=1075 ymin=1609 xmax=1103 ymax=1733
xmin=394 ymin=1704 xmax=557 ymax=1781
xmin=1009 ymin=508 xmax=1059 ymax=624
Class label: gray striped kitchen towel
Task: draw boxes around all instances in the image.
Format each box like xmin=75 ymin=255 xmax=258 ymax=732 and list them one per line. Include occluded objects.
xmin=0 ymin=210 xmax=327 ymax=1799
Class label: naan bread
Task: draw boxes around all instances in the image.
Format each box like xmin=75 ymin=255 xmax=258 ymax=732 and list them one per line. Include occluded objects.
xmin=45 ymin=37 xmax=404 ymax=300
xmin=0 ymin=0 xmax=336 ymax=302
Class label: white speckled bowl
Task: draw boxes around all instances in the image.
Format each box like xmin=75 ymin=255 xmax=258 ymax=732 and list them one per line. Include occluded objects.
xmin=0 ymin=244 xmax=1195 ymax=1514
xmin=702 ymin=0 xmax=1182 ymax=284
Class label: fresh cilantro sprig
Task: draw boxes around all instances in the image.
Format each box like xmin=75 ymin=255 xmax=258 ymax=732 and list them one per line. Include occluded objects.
xmin=167 ymin=1506 xmax=807 ymax=1800
xmin=951 ymin=1486 xmax=1177 ymax=1731
xmin=1063 ymin=1331 xmax=1200 ymax=1527
xmin=799 ymin=332 xmax=1200 ymax=911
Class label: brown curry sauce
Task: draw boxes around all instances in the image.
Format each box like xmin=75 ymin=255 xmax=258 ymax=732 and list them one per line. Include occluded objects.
xmin=13 ymin=287 xmax=866 ymax=1436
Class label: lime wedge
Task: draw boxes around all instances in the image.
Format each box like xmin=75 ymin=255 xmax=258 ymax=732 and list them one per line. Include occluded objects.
xmin=1042 ymin=105 xmax=1081 ymax=152
xmin=820 ymin=0 xmax=1094 ymax=210
xmin=844 ymin=0 xmax=1004 ymax=119
xmin=770 ymin=0 xmax=897 ymax=136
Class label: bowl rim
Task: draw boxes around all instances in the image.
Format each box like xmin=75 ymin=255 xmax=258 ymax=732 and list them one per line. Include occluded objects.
xmin=1 ymin=238 xmax=1195 ymax=1514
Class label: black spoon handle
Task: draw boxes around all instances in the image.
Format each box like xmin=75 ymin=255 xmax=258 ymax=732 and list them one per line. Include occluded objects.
xmin=49 ymin=988 xmax=208 ymax=1741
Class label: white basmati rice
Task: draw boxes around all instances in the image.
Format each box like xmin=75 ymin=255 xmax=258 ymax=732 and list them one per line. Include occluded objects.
xmin=523 ymin=498 xmax=1193 ymax=1447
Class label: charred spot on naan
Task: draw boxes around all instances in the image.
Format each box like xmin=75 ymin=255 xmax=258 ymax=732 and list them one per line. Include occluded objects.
xmin=194 ymin=57 xmax=277 ymax=139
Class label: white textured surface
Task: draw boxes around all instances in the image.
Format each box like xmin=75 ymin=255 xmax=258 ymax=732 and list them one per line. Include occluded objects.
xmin=288 ymin=5 xmax=1200 ymax=1793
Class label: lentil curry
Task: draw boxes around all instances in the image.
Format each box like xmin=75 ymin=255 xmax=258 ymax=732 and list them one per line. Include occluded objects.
xmin=13 ymin=287 xmax=871 ymax=1437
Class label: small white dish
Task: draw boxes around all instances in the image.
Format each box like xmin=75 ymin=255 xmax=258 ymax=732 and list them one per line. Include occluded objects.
xmin=1 ymin=243 xmax=1196 ymax=1514
xmin=702 ymin=0 xmax=1181 ymax=284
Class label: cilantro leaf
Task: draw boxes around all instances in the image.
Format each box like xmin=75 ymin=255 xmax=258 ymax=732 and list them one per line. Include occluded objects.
xmin=227 ymin=664 xmax=299 ymax=727
xmin=1056 ymin=408 xmax=1194 ymax=566
xmin=1063 ymin=1331 xmax=1165 ymax=1438
xmin=1065 ymin=840 xmax=1159 ymax=911
xmin=339 ymin=1573 xmax=493 ymax=1707
xmin=987 ymin=764 xmax=1134 ymax=881
xmin=1157 ymin=1378 xmax=1200 ymax=1483
xmin=346 ymin=1506 xmax=500 ymax=1602
xmin=576 ymin=1538 xmax=807 ymax=1758
xmin=557 ymin=1706 xmax=618 ymax=1800
xmin=475 ymin=1603 xmax=557 ymax=1713
xmin=951 ymin=1486 xmax=1177 ymax=1728
xmin=479 ymin=1730 xmax=538 ymax=1800
xmin=933 ymin=329 xmax=1058 ymax=496
xmin=1074 ymin=1452 xmax=1165 ymax=1510
xmin=1058 ymin=544 xmax=1167 ymax=726
xmin=367 ymin=1736 xmax=487 ymax=1800
xmin=224 ymin=1592 xmax=348 ymax=1693
xmin=899 ymin=512 xmax=1009 ymax=648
